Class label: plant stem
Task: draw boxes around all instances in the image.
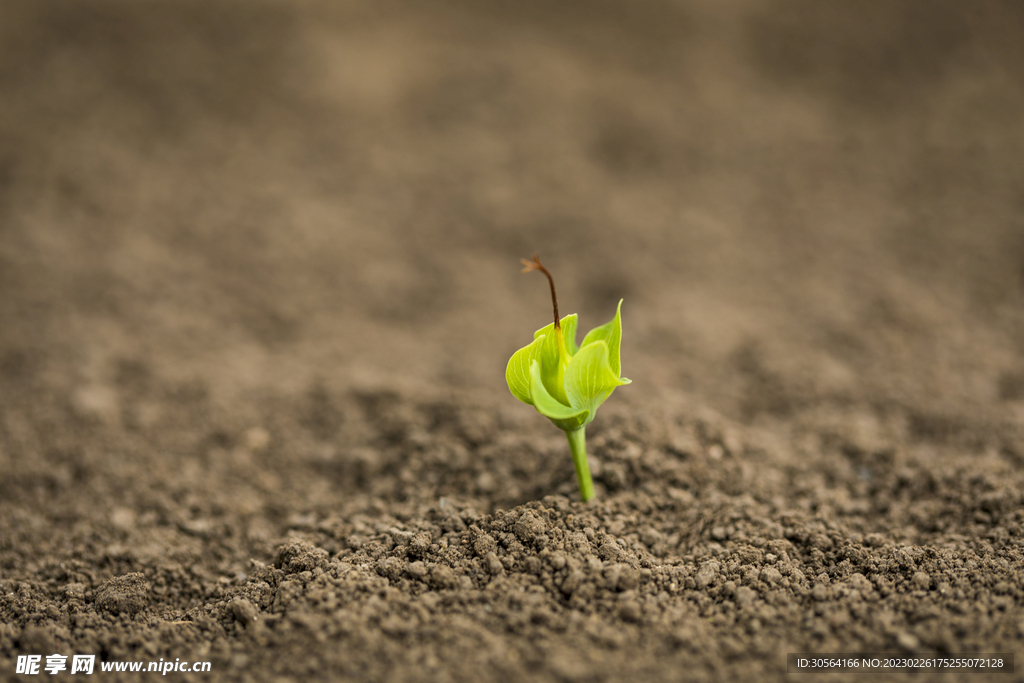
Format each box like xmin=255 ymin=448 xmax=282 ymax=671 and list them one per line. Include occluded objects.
xmin=520 ymin=255 xmax=560 ymax=329
xmin=565 ymin=427 xmax=594 ymax=502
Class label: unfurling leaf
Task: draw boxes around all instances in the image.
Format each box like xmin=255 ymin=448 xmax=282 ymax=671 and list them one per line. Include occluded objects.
xmin=506 ymin=304 xmax=629 ymax=430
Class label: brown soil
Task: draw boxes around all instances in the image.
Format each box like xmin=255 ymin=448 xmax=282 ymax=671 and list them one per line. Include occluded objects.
xmin=2 ymin=1 xmax=1024 ymax=681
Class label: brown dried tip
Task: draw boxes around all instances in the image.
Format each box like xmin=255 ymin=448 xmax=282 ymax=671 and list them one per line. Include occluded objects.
xmin=521 ymin=254 xmax=560 ymax=329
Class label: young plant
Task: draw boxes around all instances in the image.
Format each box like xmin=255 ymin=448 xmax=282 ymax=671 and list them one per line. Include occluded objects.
xmin=505 ymin=256 xmax=630 ymax=502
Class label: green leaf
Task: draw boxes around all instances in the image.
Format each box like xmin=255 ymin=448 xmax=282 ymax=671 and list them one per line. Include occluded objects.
xmin=530 ymin=360 xmax=589 ymax=431
xmin=563 ymin=314 xmax=579 ymax=356
xmin=564 ymin=340 xmax=630 ymax=424
xmin=505 ymin=335 xmax=545 ymax=405
xmin=579 ymin=299 xmax=624 ymax=378
xmin=530 ymin=314 xmax=576 ymax=405
xmin=506 ymin=304 xmax=629 ymax=433
xmin=533 ymin=313 xmax=577 ymax=354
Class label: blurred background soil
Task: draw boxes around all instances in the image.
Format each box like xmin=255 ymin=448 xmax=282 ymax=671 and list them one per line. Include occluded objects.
xmin=1 ymin=1 xmax=1024 ymax=681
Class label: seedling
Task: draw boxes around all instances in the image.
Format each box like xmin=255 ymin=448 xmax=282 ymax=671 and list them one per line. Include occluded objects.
xmin=506 ymin=256 xmax=631 ymax=502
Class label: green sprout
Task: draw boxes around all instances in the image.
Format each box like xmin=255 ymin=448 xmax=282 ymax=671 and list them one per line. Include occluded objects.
xmin=506 ymin=256 xmax=631 ymax=502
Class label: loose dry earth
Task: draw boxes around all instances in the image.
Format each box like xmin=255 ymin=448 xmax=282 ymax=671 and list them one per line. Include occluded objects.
xmin=2 ymin=1 xmax=1024 ymax=681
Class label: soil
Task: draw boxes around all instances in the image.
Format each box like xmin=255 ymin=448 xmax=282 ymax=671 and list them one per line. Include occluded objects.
xmin=2 ymin=1 xmax=1024 ymax=681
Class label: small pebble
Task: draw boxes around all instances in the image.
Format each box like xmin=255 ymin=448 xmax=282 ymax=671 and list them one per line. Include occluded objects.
xmin=695 ymin=561 xmax=719 ymax=589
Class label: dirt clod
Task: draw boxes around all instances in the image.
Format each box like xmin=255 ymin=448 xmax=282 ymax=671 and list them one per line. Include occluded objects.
xmin=94 ymin=574 xmax=148 ymax=617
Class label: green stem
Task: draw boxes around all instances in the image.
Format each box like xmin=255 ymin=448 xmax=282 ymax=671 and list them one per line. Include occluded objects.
xmin=565 ymin=427 xmax=594 ymax=502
